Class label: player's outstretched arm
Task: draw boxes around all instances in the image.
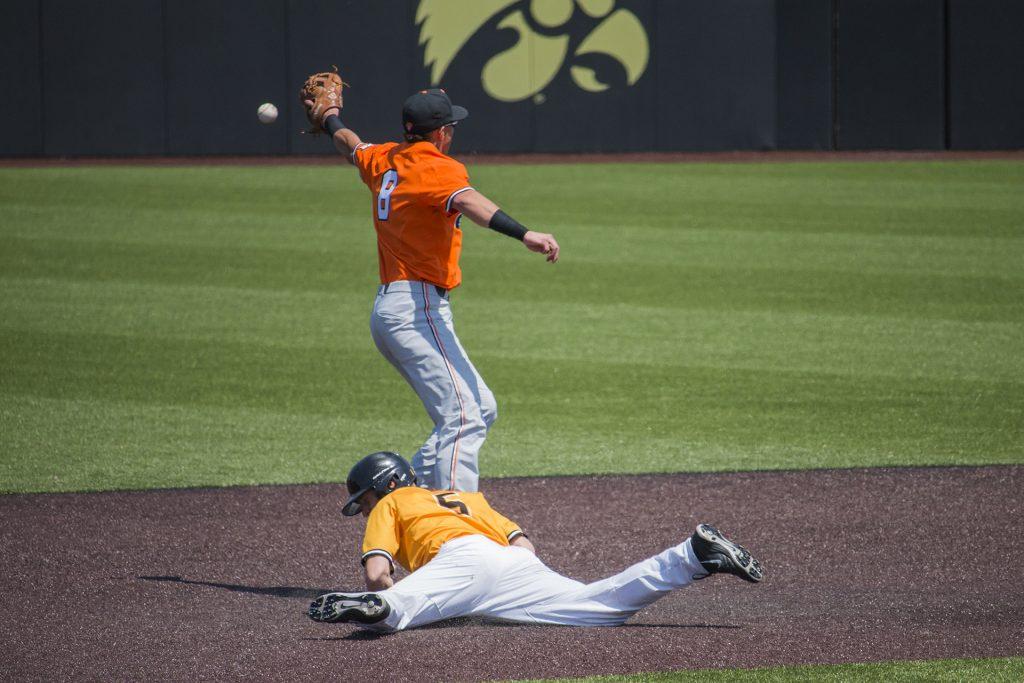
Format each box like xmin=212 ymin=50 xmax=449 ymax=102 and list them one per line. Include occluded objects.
xmin=299 ymin=67 xmax=366 ymax=165
xmin=451 ymin=189 xmax=560 ymax=263
xmin=301 ymin=100 xmax=364 ymax=166
xmin=364 ymin=555 xmax=394 ymax=591
xmin=324 ymin=113 xmax=363 ymax=164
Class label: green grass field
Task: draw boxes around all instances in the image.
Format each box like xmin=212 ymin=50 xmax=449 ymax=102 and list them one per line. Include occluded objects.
xmin=521 ymin=656 xmax=1024 ymax=682
xmin=1 ymin=161 xmax=1022 ymax=493
xmin=2 ymin=159 xmax=1022 ymax=680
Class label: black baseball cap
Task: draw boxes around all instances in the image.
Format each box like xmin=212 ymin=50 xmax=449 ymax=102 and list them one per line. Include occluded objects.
xmin=402 ymin=88 xmax=469 ymax=136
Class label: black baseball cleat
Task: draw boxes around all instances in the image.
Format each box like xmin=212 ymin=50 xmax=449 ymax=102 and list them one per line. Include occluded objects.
xmin=689 ymin=523 xmax=764 ymax=583
xmin=307 ymin=592 xmax=391 ymax=624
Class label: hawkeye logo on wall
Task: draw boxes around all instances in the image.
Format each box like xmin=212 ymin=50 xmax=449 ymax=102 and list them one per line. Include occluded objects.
xmin=416 ymin=0 xmax=650 ymax=103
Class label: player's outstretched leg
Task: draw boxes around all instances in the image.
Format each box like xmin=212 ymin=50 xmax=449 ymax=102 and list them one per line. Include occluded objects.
xmin=689 ymin=523 xmax=764 ymax=583
xmin=307 ymin=592 xmax=391 ymax=625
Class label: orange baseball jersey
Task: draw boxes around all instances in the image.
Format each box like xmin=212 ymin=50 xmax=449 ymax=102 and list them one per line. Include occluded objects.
xmin=352 ymin=141 xmax=473 ymax=290
xmin=361 ymin=486 xmax=524 ymax=573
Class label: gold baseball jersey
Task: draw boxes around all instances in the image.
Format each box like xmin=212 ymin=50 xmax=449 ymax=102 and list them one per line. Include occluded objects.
xmin=361 ymin=486 xmax=524 ymax=573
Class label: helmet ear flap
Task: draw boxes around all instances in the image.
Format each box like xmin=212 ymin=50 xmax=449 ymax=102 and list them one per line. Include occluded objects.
xmin=342 ymin=451 xmax=416 ymax=515
xmin=370 ymin=466 xmax=400 ymax=496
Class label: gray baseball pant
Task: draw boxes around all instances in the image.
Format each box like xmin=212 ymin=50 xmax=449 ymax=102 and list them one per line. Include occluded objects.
xmin=370 ymin=280 xmax=497 ymax=492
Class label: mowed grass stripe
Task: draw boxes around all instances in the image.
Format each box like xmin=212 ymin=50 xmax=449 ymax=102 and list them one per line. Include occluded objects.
xmin=0 ymin=394 xmax=426 ymax=493
xmin=0 ymin=234 xmax=375 ymax=293
xmin=3 ymin=278 xmax=1020 ymax=382
xmin=7 ymin=227 xmax=1020 ymax=316
xmin=3 ymin=162 xmax=1022 ymax=239
xmin=1 ymin=328 xmax=1019 ymax=490
xmin=5 ymin=197 xmax=1021 ymax=278
xmin=0 ymin=278 xmax=367 ymax=349
xmin=4 ymin=215 xmax=1021 ymax=323
xmin=3 ymin=235 xmax=1019 ymax=324
xmin=516 ymin=656 xmax=1024 ymax=682
xmin=478 ymin=161 xmax=1024 ymax=238
xmin=0 ymin=162 xmax=1022 ymax=493
xmin=545 ymin=225 xmax=1023 ymax=278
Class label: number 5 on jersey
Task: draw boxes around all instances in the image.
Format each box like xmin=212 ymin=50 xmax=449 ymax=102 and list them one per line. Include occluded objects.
xmin=435 ymin=492 xmax=470 ymax=516
xmin=377 ymin=169 xmax=399 ymax=220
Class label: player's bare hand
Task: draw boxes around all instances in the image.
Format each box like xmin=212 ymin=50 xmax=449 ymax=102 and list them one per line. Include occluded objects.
xmin=524 ymin=231 xmax=559 ymax=263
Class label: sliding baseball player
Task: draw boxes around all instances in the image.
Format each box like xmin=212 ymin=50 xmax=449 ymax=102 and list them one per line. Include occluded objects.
xmin=307 ymin=452 xmax=764 ymax=631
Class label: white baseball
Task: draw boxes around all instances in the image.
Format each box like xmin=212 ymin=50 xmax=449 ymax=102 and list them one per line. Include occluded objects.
xmin=257 ymin=102 xmax=278 ymax=124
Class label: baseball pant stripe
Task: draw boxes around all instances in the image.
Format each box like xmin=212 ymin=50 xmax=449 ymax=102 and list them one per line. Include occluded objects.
xmin=421 ymin=282 xmax=466 ymax=488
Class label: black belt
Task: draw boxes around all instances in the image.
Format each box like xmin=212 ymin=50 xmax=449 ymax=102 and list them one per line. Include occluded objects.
xmin=382 ymin=283 xmax=448 ymax=299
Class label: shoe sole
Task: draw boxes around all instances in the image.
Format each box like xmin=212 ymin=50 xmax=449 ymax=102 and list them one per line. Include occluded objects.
xmin=308 ymin=592 xmax=389 ymax=624
xmin=695 ymin=523 xmax=764 ymax=583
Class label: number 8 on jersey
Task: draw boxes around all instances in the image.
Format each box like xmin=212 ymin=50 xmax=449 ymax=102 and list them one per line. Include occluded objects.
xmin=377 ymin=169 xmax=398 ymax=221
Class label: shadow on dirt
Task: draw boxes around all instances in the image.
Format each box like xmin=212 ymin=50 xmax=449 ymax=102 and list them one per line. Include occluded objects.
xmin=138 ymin=575 xmax=330 ymax=599
xmin=139 ymin=576 xmax=741 ymax=634
xmin=302 ymin=618 xmax=740 ymax=641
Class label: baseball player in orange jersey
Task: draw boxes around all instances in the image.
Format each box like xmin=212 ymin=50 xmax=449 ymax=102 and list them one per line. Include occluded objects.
xmin=303 ymin=84 xmax=559 ymax=493
xmin=307 ymin=452 xmax=764 ymax=631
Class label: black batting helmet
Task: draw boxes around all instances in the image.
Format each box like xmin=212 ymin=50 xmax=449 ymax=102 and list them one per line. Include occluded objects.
xmin=342 ymin=451 xmax=417 ymax=516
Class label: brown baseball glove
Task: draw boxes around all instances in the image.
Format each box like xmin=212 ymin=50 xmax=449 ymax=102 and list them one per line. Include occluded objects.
xmin=299 ymin=66 xmax=345 ymax=134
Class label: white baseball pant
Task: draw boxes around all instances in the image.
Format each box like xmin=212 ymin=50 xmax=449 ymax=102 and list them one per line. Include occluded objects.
xmin=369 ymin=281 xmax=497 ymax=492
xmin=369 ymin=534 xmax=705 ymax=631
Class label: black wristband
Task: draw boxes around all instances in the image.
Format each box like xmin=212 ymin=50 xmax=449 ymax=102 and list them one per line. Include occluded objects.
xmin=488 ymin=209 xmax=528 ymax=241
xmin=323 ymin=114 xmax=346 ymax=136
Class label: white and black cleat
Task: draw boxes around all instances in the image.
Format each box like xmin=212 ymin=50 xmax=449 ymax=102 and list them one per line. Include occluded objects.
xmin=690 ymin=523 xmax=764 ymax=583
xmin=307 ymin=592 xmax=391 ymax=624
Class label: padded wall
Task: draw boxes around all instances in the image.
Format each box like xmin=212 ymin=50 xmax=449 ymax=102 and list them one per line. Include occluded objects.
xmin=3 ymin=0 xmax=1022 ymax=155
xmin=41 ymin=0 xmax=165 ymax=155
xmin=164 ymin=0 xmax=288 ymax=154
xmin=0 ymin=1 xmax=43 ymax=155
xmin=835 ymin=0 xmax=945 ymax=150
xmin=776 ymin=0 xmax=832 ymax=150
xmin=948 ymin=0 xmax=1024 ymax=149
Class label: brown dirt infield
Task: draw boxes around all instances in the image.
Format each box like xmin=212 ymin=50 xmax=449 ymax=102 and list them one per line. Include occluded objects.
xmin=2 ymin=150 xmax=1023 ymax=168
xmin=2 ymin=465 xmax=1022 ymax=681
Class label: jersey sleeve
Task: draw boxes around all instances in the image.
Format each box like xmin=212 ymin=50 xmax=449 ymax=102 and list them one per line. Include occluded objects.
xmin=351 ymin=143 xmax=379 ymax=187
xmin=469 ymin=493 xmax=525 ymax=543
xmin=362 ymin=496 xmax=400 ymax=572
xmin=423 ymin=157 xmax=473 ymax=215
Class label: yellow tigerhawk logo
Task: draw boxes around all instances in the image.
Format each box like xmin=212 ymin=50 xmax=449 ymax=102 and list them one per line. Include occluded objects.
xmin=416 ymin=0 xmax=650 ymax=102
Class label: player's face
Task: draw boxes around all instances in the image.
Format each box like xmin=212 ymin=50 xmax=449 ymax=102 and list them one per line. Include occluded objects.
xmin=357 ymin=491 xmax=380 ymax=517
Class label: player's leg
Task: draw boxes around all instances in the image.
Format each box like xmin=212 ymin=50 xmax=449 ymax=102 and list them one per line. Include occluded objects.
xmin=469 ymin=544 xmax=587 ymax=622
xmin=410 ymin=428 xmax=440 ymax=487
xmin=472 ymin=540 xmax=699 ymax=626
xmin=373 ymin=282 xmax=492 ymax=491
xmin=421 ymin=288 xmax=495 ymax=491
xmin=369 ymin=284 xmax=446 ymax=486
xmin=529 ymin=539 xmax=706 ymax=625
xmin=480 ymin=526 xmax=762 ymax=626
xmin=440 ymin=301 xmax=497 ymax=431
xmin=311 ymin=536 xmax=497 ymax=632
xmin=369 ymin=315 xmax=443 ymax=486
